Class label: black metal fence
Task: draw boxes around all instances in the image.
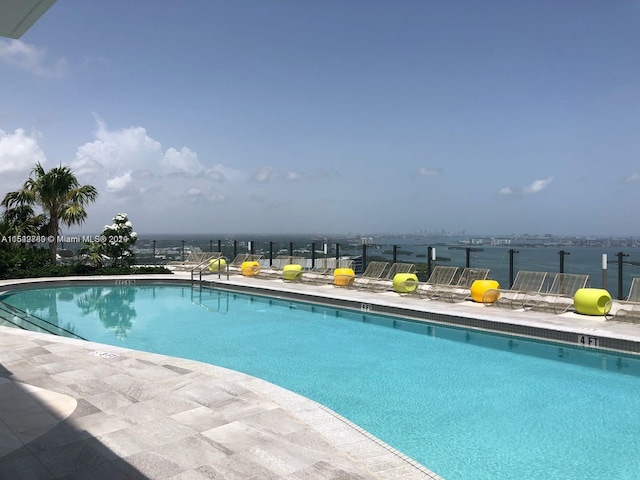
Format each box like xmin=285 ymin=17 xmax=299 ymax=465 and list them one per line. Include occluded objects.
xmin=133 ymin=237 xmax=640 ymax=300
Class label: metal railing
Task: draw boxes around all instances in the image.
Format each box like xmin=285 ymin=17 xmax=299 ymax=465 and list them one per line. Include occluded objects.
xmin=0 ymin=301 xmax=86 ymax=340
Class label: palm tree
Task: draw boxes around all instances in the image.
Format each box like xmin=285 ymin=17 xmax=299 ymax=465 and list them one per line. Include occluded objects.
xmin=78 ymin=240 xmax=106 ymax=268
xmin=2 ymin=163 xmax=98 ymax=264
xmin=1 ymin=204 xmax=45 ymax=247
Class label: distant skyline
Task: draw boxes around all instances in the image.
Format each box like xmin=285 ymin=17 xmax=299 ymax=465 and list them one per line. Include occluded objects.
xmin=1 ymin=1 xmax=639 ymax=236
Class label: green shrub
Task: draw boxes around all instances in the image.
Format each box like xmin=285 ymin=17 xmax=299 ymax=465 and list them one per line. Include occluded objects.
xmin=0 ymin=246 xmax=171 ymax=279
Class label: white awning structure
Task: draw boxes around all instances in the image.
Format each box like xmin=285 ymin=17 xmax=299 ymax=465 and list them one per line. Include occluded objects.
xmin=0 ymin=0 xmax=56 ymax=39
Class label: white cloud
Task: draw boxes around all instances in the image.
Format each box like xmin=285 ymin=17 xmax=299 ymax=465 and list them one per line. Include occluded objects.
xmin=73 ymin=118 xmax=163 ymax=180
xmin=623 ymin=172 xmax=640 ymax=183
xmin=205 ymin=164 xmax=246 ymax=182
xmin=67 ymin=117 xmax=260 ymax=227
xmin=418 ymin=167 xmax=440 ymax=176
xmin=0 ymin=128 xmax=46 ymax=174
xmin=205 ymin=169 xmax=225 ymax=181
xmin=0 ymin=39 xmax=67 ymax=77
xmin=184 ymin=186 xmax=227 ymax=204
xmin=161 ymin=147 xmax=204 ymax=176
xmin=253 ymin=166 xmax=273 ymax=183
xmin=209 ymin=193 xmax=227 ymax=203
xmin=523 ymin=177 xmax=553 ymax=194
xmin=249 ymin=167 xmax=336 ymax=184
xmin=499 ymin=177 xmax=553 ymax=196
xmin=106 ymin=171 xmax=133 ymax=193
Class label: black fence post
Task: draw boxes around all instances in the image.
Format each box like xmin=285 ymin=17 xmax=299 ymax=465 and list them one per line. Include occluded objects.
xmin=558 ymin=250 xmax=569 ymax=273
xmin=233 ymin=240 xmax=237 ymax=259
xmin=427 ymin=246 xmax=433 ymax=279
xmin=509 ymin=249 xmax=519 ymax=288
xmin=311 ymin=242 xmax=316 ymax=268
xmin=465 ymin=247 xmax=482 ymax=269
xmin=289 ymin=242 xmax=294 ymax=256
xmin=269 ymin=241 xmax=273 ymax=266
xmin=392 ymin=245 xmax=398 ymax=264
xmin=617 ymin=251 xmax=629 ymax=300
xmin=335 ymin=243 xmax=340 ymax=263
xmin=218 ymin=239 xmax=222 ymax=253
xmin=362 ymin=243 xmax=368 ymax=272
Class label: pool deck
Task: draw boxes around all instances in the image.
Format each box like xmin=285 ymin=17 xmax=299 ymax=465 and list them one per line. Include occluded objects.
xmin=1 ymin=272 xmax=639 ymax=479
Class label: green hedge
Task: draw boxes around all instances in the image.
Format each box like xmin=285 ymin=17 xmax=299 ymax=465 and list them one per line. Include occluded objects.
xmin=0 ymin=247 xmax=170 ymax=279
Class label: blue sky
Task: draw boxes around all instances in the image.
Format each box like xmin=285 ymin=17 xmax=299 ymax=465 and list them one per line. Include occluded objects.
xmin=1 ymin=1 xmax=639 ymax=236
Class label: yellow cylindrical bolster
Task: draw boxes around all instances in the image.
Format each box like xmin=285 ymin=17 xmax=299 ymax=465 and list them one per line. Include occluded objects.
xmin=282 ymin=264 xmax=303 ymax=281
xmin=208 ymin=258 xmax=226 ymax=272
xmin=574 ymin=288 xmax=611 ymax=316
xmin=241 ymin=261 xmax=260 ymax=276
xmin=471 ymin=279 xmax=500 ymax=303
xmin=334 ymin=268 xmax=355 ymax=286
xmin=393 ymin=273 xmax=418 ymax=293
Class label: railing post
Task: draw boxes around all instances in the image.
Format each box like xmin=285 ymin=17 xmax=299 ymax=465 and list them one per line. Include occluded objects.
xmin=602 ymin=254 xmax=607 ymax=290
xmin=558 ymin=250 xmax=569 ymax=273
xmin=427 ymin=246 xmax=434 ymax=278
xmin=181 ymin=240 xmax=185 ymax=261
xmin=465 ymin=247 xmax=481 ymax=269
xmin=233 ymin=240 xmax=237 ymax=259
xmin=218 ymin=239 xmax=222 ymax=253
xmin=392 ymin=245 xmax=398 ymax=264
xmin=289 ymin=242 xmax=294 ymax=256
xmin=617 ymin=251 xmax=629 ymax=300
xmin=335 ymin=243 xmax=340 ymax=263
xmin=509 ymin=249 xmax=519 ymax=288
xmin=269 ymin=241 xmax=274 ymax=266
xmin=152 ymin=240 xmax=156 ymax=262
xmin=311 ymin=242 xmax=316 ymax=268
xmin=362 ymin=243 xmax=368 ymax=273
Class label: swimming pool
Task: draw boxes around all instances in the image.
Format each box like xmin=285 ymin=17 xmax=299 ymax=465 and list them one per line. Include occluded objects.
xmin=2 ymin=283 xmax=640 ymax=480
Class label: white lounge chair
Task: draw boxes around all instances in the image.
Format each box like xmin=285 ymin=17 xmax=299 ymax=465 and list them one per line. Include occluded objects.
xmin=605 ymin=278 xmax=640 ymax=322
xmin=522 ymin=273 xmax=590 ymax=314
xmin=357 ymin=262 xmax=417 ymax=292
xmin=425 ymin=267 xmax=490 ymax=302
xmin=300 ymin=258 xmax=337 ymax=285
xmin=414 ymin=265 xmax=460 ymax=298
xmin=351 ymin=262 xmax=390 ymax=290
xmin=483 ymin=271 xmax=549 ymax=309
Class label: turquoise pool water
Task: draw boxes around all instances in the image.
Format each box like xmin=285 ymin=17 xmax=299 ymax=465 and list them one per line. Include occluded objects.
xmin=2 ymin=283 xmax=640 ymax=480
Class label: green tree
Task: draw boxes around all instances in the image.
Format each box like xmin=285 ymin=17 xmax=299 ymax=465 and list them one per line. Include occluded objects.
xmin=2 ymin=163 xmax=98 ymax=264
xmin=78 ymin=240 xmax=106 ymax=268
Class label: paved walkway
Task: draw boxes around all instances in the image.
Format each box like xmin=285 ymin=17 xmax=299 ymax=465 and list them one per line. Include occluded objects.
xmin=1 ymin=273 xmax=639 ymax=479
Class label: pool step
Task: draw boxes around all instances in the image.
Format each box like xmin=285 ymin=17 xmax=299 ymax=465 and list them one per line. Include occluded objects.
xmin=0 ymin=301 xmax=86 ymax=340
